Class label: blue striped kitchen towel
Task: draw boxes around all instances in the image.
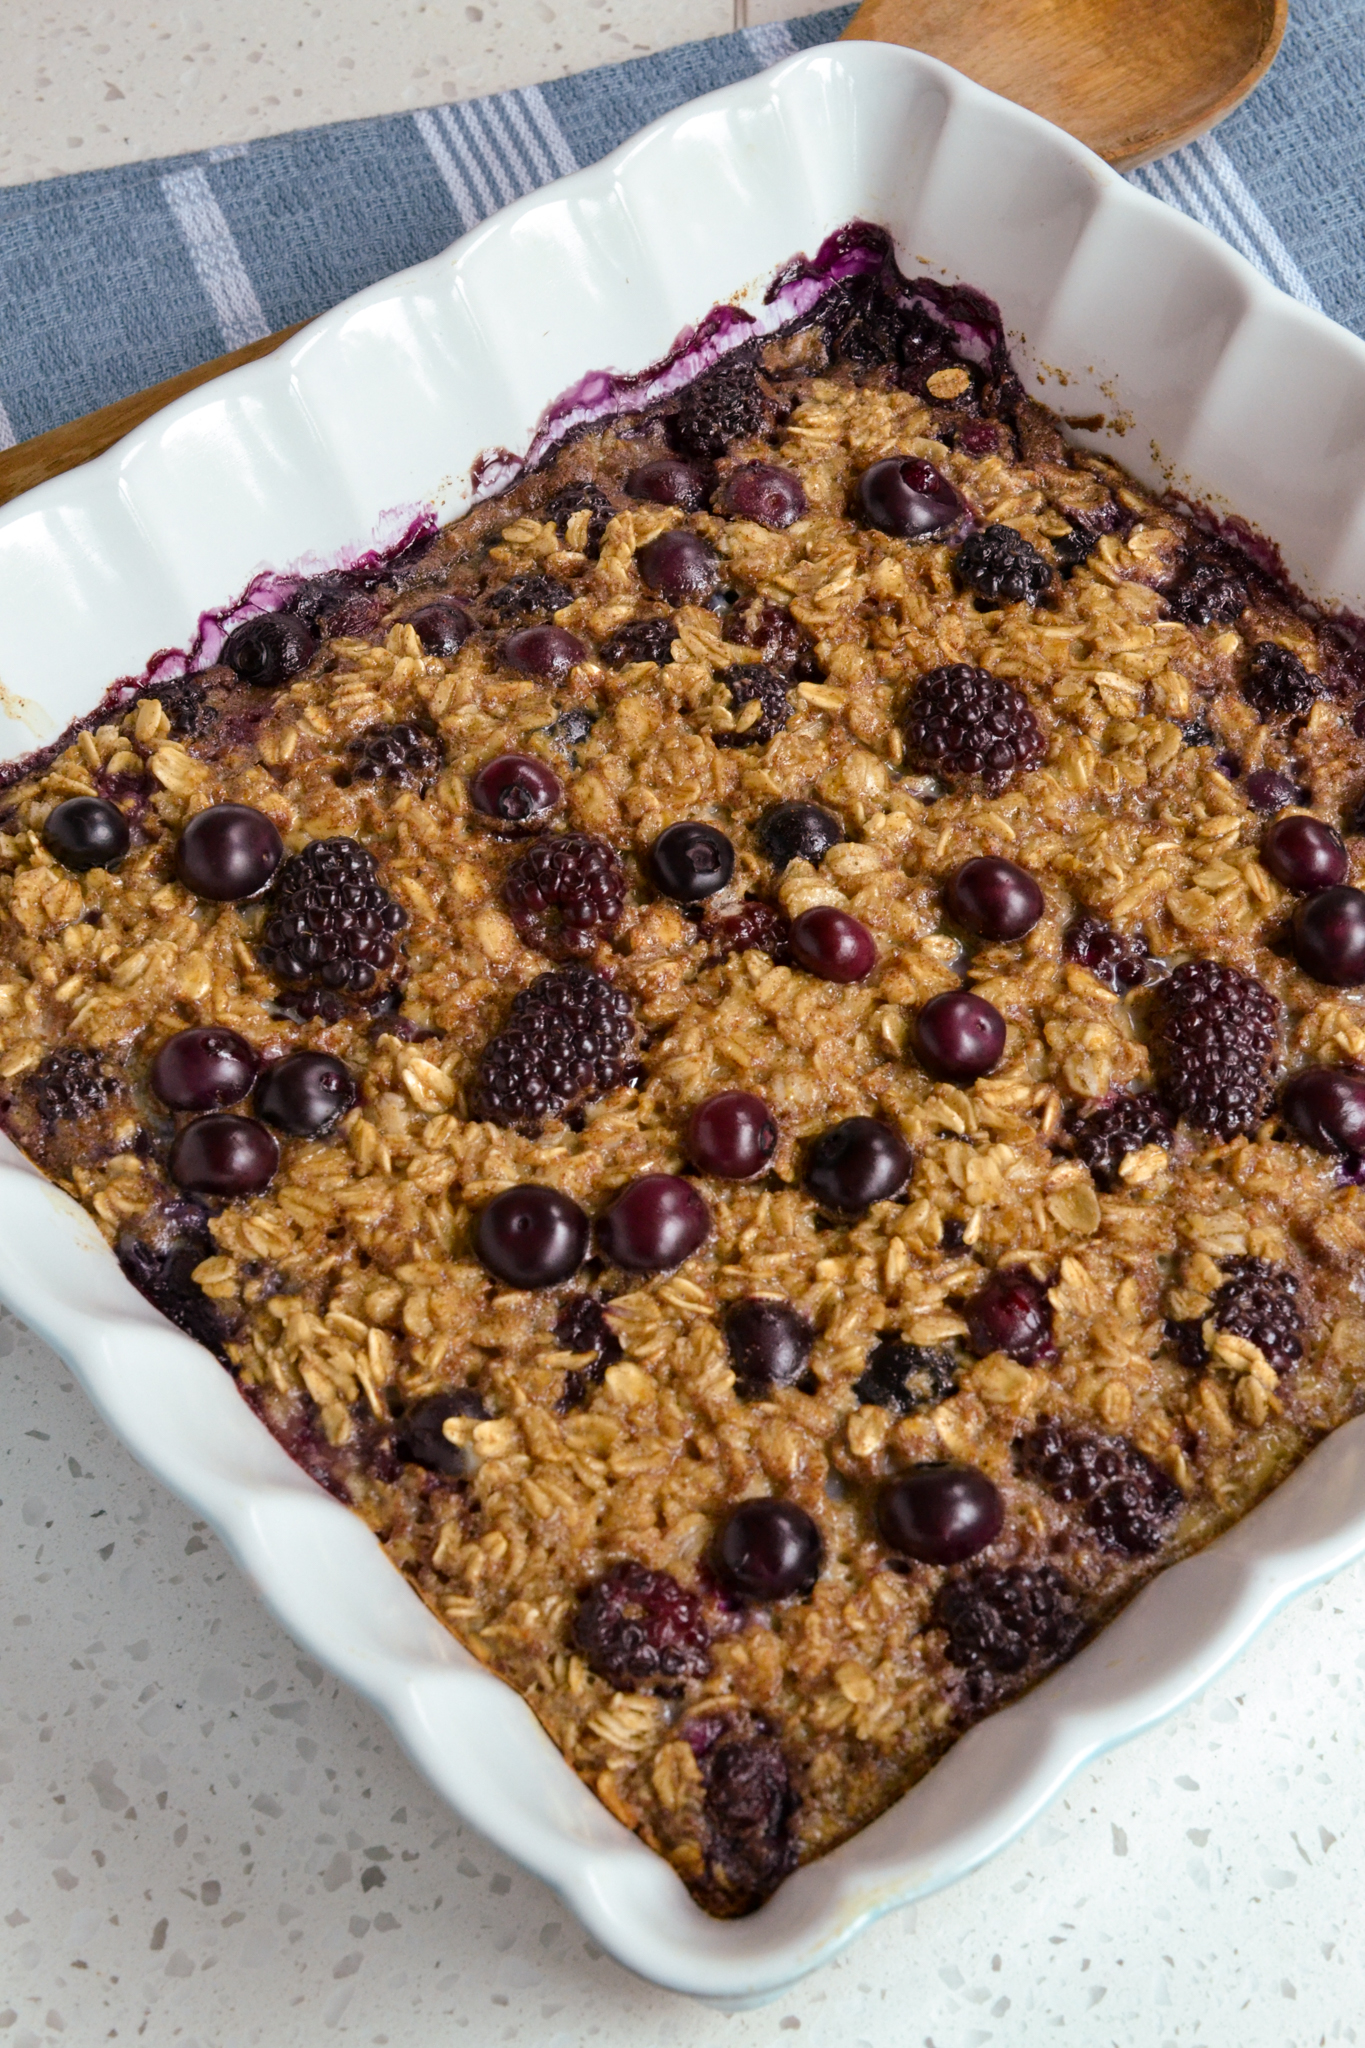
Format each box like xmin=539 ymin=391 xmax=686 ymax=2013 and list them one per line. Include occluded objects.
xmin=0 ymin=0 xmax=1360 ymax=452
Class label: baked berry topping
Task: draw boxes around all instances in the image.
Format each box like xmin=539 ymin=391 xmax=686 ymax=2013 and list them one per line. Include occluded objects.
xmin=965 ymin=1266 xmax=1054 ymax=1364
xmin=670 ymin=355 xmax=767 ymax=458
xmin=711 ymin=1500 xmax=823 ymax=1600
xmin=572 ymin=1561 xmax=711 ymax=1689
xmin=116 ymin=1228 xmax=227 ymax=1360
xmin=1149 ymin=959 xmax=1281 ymax=1136
xmin=150 ymin=1027 xmax=257 ymax=1112
xmin=395 ymin=1388 xmax=486 ymax=1478
xmin=625 ymin=457 xmax=713 ymax=511
xmin=486 ymin=573 xmax=573 ymax=624
xmin=1243 ymin=641 xmax=1320 ymax=722
xmin=1165 ymin=553 xmax=1248 ymax=627
xmin=636 ymin=530 xmax=720 ymax=605
xmin=291 ymin=572 xmax=384 ymax=639
xmin=945 ymin=857 xmax=1043 ymax=940
xmin=903 ymin=664 xmax=1045 ymax=795
xmin=220 ymin=611 xmax=316 ymax=688
xmin=803 ymin=1117 xmax=912 ymax=1214
xmin=500 ymin=624 xmax=587 ymax=683
xmin=955 ymin=524 xmax=1053 ymax=607
xmin=176 ymin=803 xmax=284 ymax=903
xmin=722 ymin=597 xmax=816 ymax=677
xmin=724 ymin=1298 xmax=815 ymax=1396
xmin=713 ymin=663 xmax=792 ymax=748
xmin=555 ymin=1294 xmax=623 ymax=1410
xmin=474 ymin=1184 xmax=590 ymax=1289
xmin=705 ymin=900 xmax=792 ymax=965
xmin=1261 ymin=814 xmax=1347 ymax=892
xmin=789 ymin=906 xmax=877 ymax=983
xmin=1069 ymin=1091 xmax=1172 ymax=1189
xmin=405 ymin=600 xmax=474 ymax=657
xmin=856 ymin=457 xmax=963 ymax=540
xmin=718 ymin=462 xmax=807 ymax=530
xmin=168 ymin=1113 xmax=279 ymax=1198
xmin=854 ymin=1338 xmax=958 ymax=1415
xmin=1187 ymin=1255 xmax=1303 ymax=1376
xmin=1246 ymin=768 xmax=1300 ymax=813
xmin=1016 ymin=1421 xmax=1182 ymax=1555
xmin=914 ymin=989 xmax=1006 ymax=1080
xmin=150 ymin=674 xmax=217 ymax=741
xmin=503 ymin=833 xmax=626 ymax=956
xmin=545 ymin=481 xmax=616 ymax=554
xmin=686 ymin=1091 xmax=778 ymax=1179
xmin=1292 ymin=885 xmax=1365 ymax=985
xmin=600 ymin=618 xmax=676 ymax=668
xmin=470 ymin=967 xmax=636 ymax=1134
xmin=1280 ymin=1065 xmax=1365 ymax=1155
xmin=43 ymin=796 xmax=130 ymax=873
xmin=649 ymin=821 xmax=734 ymax=902
xmin=549 ymin=707 xmax=594 ymax=755
xmin=260 ymin=837 xmax=407 ymax=997
xmin=757 ymin=801 xmax=844 ymax=872
xmin=597 ymin=1175 xmax=711 ymax=1272
xmin=878 ymin=1464 xmax=1004 ymax=1565
xmin=1063 ymin=912 xmax=1149 ymax=992
xmin=933 ymin=1564 xmax=1082 ymax=1679
xmin=701 ymin=1731 xmax=797 ymax=1907
xmin=348 ymin=722 xmax=443 ymax=788
xmin=29 ymin=1046 xmax=117 ymax=1126
xmin=468 ymin=753 xmax=564 ymax=832
xmin=254 ymin=1051 xmax=357 ymax=1137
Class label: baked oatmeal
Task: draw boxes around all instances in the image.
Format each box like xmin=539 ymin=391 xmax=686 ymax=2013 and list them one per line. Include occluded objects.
xmin=6 ymin=230 xmax=1365 ymax=1915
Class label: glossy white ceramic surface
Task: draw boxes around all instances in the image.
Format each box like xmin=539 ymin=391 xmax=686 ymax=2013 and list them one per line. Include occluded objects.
xmin=1 ymin=40 xmax=1363 ymax=2002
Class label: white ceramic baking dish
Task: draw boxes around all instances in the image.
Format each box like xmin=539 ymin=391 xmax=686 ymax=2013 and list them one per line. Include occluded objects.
xmin=3 ymin=38 xmax=1365 ymax=2005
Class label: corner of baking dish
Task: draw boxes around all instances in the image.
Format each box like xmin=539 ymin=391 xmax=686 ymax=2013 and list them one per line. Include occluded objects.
xmin=3 ymin=37 xmax=1365 ymax=2001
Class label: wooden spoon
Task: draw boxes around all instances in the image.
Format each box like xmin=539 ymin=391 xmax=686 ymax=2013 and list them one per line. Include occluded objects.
xmin=0 ymin=0 xmax=1285 ymax=509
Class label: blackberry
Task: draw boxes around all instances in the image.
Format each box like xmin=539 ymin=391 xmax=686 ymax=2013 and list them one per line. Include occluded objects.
xmin=705 ymin=900 xmax=792 ymax=965
xmin=702 ymin=1732 xmax=797 ymax=1909
xmin=1178 ymin=1255 xmax=1303 ymax=1377
xmin=1242 ymin=641 xmax=1320 ymax=723
xmin=903 ymin=664 xmax=1045 ymax=795
xmin=670 ymin=355 xmax=768 ymax=458
xmin=933 ymin=1564 xmax=1082 ymax=1681
xmin=854 ymin=1337 xmax=958 ymax=1415
xmin=1165 ymin=552 xmax=1249 ymax=628
xmin=485 ymin=573 xmax=573 ymax=624
xmin=29 ymin=1046 xmax=117 ymax=1125
xmin=1063 ymin=913 xmax=1150 ymax=993
xmin=470 ymin=966 xmax=637 ymax=1134
xmin=117 ymin=1229 xmax=230 ymax=1362
xmin=600 ymin=618 xmax=676 ymax=668
xmin=348 ymin=722 xmax=443 ymax=787
xmin=1149 ymin=959 xmax=1281 ymax=1137
xmin=544 ymin=481 xmax=616 ymax=555
xmin=291 ymin=571 xmax=385 ymax=639
xmin=1016 ymin=1420 xmax=1182 ymax=1555
xmin=714 ymin=663 xmax=791 ymax=748
xmin=502 ymin=832 xmax=627 ymax=957
xmin=723 ymin=597 xmax=817 ymax=677
xmin=1069 ymin=1092 xmax=1172 ymax=1189
xmin=572 ymin=1561 xmax=711 ymax=1689
xmin=955 ymin=524 xmax=1053 ymax=607
xmin=259 ymin=837 xmax=407 ymax=1000
xmin=554 ymin=1293 xmax=623 ymax=1411
xmin=150 ymin=674 xmax=218 ymax=740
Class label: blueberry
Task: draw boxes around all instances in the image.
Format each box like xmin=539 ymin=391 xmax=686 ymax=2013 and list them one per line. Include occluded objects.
xmin=717 ymin=463 xmax=808 ymax=531
xmin=757 ymin=802 xmax=843 ymax=872
xmin=855 ymin=457 xmax=962 ymax=540
xmin=150 ymin=1028 xmax=258 ymax=1112
xmin=625 ymin=458 xmax=713 ymax=511
xmin=501 ymin=625 xmax=587 ymax=683
xmin=405 ymin=601 xmax=474 ymax=657
xmin=43 ymin=796 xmax=130 ymax=873
xmin=1260 ymin=815 xmax=1347 ymax=893
xmin=168 ymin=1113 xmax=279 ymax=1197
xmin=965 ymin=1266 xmax=1054 ymax=1364
xmin=711 ymin=1499 xmax=823 ymax=1600
xmin=1280 ymin=1065 xmax=1365 ymax=1155
xmin=636 ymin=530 xmax=720 ymax=604
xmin=803 ymin=1118 xmax=911 ymax=1213
xmin=175 ymin=804 xmax=284 ymax=902
xmin=220 ymin=612 xmax=316 ymax=688
xmin=788 ymin=906 xmax=877 ymax=983
xmin=1245 ymin=768 xmax=1299 ymax=813
xmin=596 ymin=1174 xmax=711 ymax=1272
xmin=649 ymin=821 xmax=735 ymax=902
xmin=914 ymin=990 xmax=1007 ymax=1081
xmin=469 ymin=753 xmax=564 ymax=832
xmin=877 ymin=1464 xmax=1004 ymax=1565
xmin=945 ymin=857 xmax=1043 ymax=940
xmin=686 ymin=1091 xmax=778 ymax=1179
xmin=724 ymin=1298 xmax=814 ymax=1396
xmin=254 ymin=1051 xmax=357 ymax=1136
xmin=396 ymin=1388 xmax=486 ymax=1477
xmin=474 ymin=1184 xmax=589 ymax=1288
xmin=1292 ymin=885 xmax=1365 ymax=986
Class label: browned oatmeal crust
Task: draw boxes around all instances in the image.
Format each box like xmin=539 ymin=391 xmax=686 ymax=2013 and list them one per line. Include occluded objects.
xmin=7 ymin=244 xmax=1365 ymax=1915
